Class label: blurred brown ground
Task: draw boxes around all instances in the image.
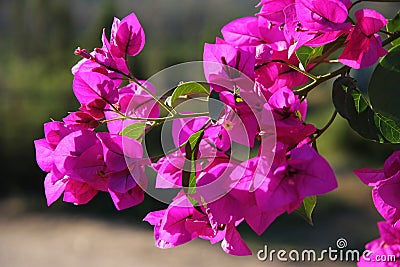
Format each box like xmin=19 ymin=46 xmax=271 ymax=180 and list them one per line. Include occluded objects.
xmin=0 ymin=214 xmax=353 ymax=267
xmin=0 ymin=191 xmax=368 ymax=267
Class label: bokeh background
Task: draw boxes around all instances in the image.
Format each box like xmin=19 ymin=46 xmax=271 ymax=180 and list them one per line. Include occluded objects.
xmin=0 ymin=0 xmax=399 ymax=266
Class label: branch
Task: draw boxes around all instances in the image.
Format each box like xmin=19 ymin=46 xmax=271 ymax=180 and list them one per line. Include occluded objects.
xmin=295 ymin=65 xmax=350 ymax=96
xmin=308 ymin=111 xmax=338 ymax=145
xmin=382 ymin=31 xmax=400 ymax=47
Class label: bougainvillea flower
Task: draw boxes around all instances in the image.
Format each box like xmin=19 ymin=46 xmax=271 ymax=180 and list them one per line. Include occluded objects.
xmin=339 ymin=9 xmax=387 ymax=69
xmin=73 ymin=71 xmax=118 ymax=120
xmin=285 ymin=0 xmax=351 ymax=56
xmin=110 ymin=13 xmax=146 ymax=58
xmin=37 ymin=124 xmax=147 ymax=209
xmin=255 ymin=144 xmax=337 ymax=211
xmin=105 ymin=81 xmax=160 ymax=135
xmin=266 ymin=87 xmax=316 ymax=146
xmin=221 ymin=17 xmax=263 ymax=47
xmin=155 ymin=118 xmax=230 ymax=189
xmin=255 ymin=56 xmax=308 ymax=95
xmin=34 ymin=121 xmax=81 ymax=174
xmin=108 ymin=184 xmax=145 ymax=211
xmin=268 ymin=86 xmax=308 ymax=119
xmin=73 ymin=12 xmax=146 ymax=76
xmin=99 ymin=132 xmax=147 ymax=210
xmin=355 ymin=152 xmax=400 ymax=224
xmin=257 ymin=0 xmax=293 ymax=51
xmin=218 ymin=92 xmax=259 ymax=147
xmin=35 ymin=124 xmax=101 ymax=206
xmin=358 ymin=222 xmax=400 ymax=266
xmin=63 ymin=111 xmax=100 ymax=129
xmin=53 ymin=130 xmax=106 ymax=185
xmin=144 ymin=193 xmax=251 ymax=256
xmin=96 ymin=29 xmax=130 ymax=75
xmin=73 ymin=31 xmax=129 ymax=78
xmin=62 ymin=179 xmax=99 ymax=205
xmin=203 ymin=43 xmax=255 ymax=93
xmin=296 ymin=0 xmax=351 ymax=32
xmin=73 ymin=71 xmax=118 ymax=106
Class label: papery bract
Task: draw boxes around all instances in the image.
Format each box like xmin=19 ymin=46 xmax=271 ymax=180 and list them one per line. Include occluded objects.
xmin=110 ymin=13 xmax=146 ymax=57
xmin=358 ymin=222 xmax=400 ymax=266
xmin=296 ymin=0 xmax=351 ymax=32
xmin=105 ymin=81 xmax=160 ymax=135
xmin=144 ymin=193 xmax=251 ymax=256
xmin=63 ymin=111 xmax=100 ymax=129
xmin=255 ymin=144 xmax=337 ymax=212
xmin=203 ymin=43 xmax=255 ymax=93
xmin=221 ymin=17 xmax=263 ymax=47
xmin=355 ymin=152 xmax=400 ymax=224
xmin=339 ymin=9 xmax=387 ymax=69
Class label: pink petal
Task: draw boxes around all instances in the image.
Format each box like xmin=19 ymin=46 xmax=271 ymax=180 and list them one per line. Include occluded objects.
xmin=34 ymin=139 xmax=54 ymax=172
xmin=373 ymin=188 xmax=400 ymax=224
xmin=44 ymin=173 xmax=67 ymax=206
xmin=63 ymin=180 xmax=98 ymax=205
xmin=111 ymin=13 xmax=145 ymax=57
xmin=354 ymin=168 xmax=386 ymax=186
xmin=73 ymin=71 xmax=118 ymax=106
xmin=221 ymin=224 xmax=252 ymax=256
xmin=221 ymin=17 xmax=262 ymax=46
xmin=109 ymin=185 xmax=144 ymax=210
xmin=378 ymin=175 xmax=400 ymax=210
xmin=356 ymin=9 xmax=387 ymax=36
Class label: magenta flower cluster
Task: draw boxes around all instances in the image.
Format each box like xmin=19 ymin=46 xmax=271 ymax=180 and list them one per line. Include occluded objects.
xmin=35 ymin=13 xmax=151 ymax=210
xmin=355 ymin=152 xmax=400 ymax=266
xmin=34 ymin=0 xmax=393 ymax=257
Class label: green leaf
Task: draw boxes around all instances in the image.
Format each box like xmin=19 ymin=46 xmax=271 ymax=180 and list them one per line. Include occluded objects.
xmin=187 ymin=195 xmax=199 ymax=207
xmin=170 ymin=82 xmax=209 ymax=107
xmin=333 ymin=77 xmax=384 ymax=142
xmin=374 ymin=113 xmax=400 ymax=143
xmin=296 ymin=46 xmax=323 ymax=70
xmin=120 ymin=122 xmax=146 ymax=140
xmin=182 ymin=129 xmax=205 ymax=195
xmin=387 ymin=11 xmax=400 ymax=46
xmin=333 ymin=76 xmax=400 ymax=144
xmin=351 ymin=90 xmax=368 ymax=113
xmin=380 ymin=44 xmax=400 ymax=72
xmin=296 ymin=196 xmax=317 ymax=225
xmin=369 ymin=64 xmax=400 ymax=121
xmin=187 ymin=130 xmax=204 ymax=150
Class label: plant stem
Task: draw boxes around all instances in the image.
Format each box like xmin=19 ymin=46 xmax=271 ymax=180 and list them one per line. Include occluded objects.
xmin=380 ymin=30 xmax=395 ymax=36
xmin=382 ymin=31 xmax=400 ymax=46
xmin=295 ymin=65 xmax=350 ymax=96
xmin=130 ymin=77 xmax=176 ymax=115
xmin=89 ymin=57 xmax=175 ymax=115
xmin=271 ymin=60 xmax=318 ymax=80
xmin=308 ymin=111 xmax=338 ymax=144
xmin=309 ymin=40 xmax=345 ymax=71
xmin=101 ymin=111 xmax=210 ymax=124
xmin=150 ymin=118 xmax=212 ymax=162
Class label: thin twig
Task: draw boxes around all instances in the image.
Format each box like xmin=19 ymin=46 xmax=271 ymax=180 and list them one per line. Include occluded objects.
xmin=308 ymin=111 xmax=338 ymax=145
xmin=295 ymin=65 xmax=350 ymax=96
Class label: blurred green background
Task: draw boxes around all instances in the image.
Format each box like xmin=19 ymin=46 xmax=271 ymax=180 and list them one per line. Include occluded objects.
xmin=0 ymin=0 xmax=399 ymax=266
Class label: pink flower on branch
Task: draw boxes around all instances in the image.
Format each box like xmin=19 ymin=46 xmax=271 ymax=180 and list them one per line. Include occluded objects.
xmin=339 ymin=9 xmax=388 ymax=69
xmin=355 ymin=152 xmax=400 ymax=224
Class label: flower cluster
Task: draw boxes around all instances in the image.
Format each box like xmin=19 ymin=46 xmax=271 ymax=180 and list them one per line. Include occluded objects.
xmin=34 ymin=13 xmax=152 ymax=210
xmin=355 ymin=152 xmax=400 ymax=266
xmin=34 ymin=0 xmax=392 ymax=257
